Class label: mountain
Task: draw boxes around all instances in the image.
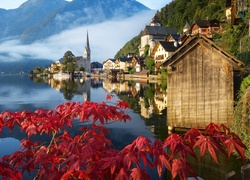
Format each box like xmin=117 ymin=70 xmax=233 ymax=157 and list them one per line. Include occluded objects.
xmin=0 ymin=59 xmax=53 ymax=74
xmin=0 ymin=0 xmax=150 ymax=72
xmin=0 ymin=0 xmax=149 ymax=43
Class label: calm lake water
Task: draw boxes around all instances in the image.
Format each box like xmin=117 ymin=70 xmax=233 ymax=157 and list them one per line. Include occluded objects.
xmin=0 ymin=75 xmax=245 ymax=179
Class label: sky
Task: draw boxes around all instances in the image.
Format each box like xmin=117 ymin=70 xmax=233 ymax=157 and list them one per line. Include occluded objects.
xmin=0 ymin=0 xmax=172 ymax=63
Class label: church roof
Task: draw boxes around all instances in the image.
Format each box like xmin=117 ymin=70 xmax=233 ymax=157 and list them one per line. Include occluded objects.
xmin=74 ymin=56 xmax=84 ymax=61
xmin=142 ymin=26 xmax=178 ymax=36
xmin=150 ymin=15 xmax=161 ymax=25
xmin=184 ymin=22 xmax=191 ymax=29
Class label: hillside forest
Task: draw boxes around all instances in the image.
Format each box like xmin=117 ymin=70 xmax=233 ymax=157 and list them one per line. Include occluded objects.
xmin=115 ymin=0 xmax=250 ymax=66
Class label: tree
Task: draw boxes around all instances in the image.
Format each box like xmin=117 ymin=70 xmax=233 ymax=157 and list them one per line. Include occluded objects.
xmin=62 ymin=51 xmax=77 ymax=73
xmin=0 ymin=96 xmax=247 ymax=180
xmin=129 ymin=67 xmax=136 ymax=74
xmin=79 ymin=66 xmax=85 ymax=72
xmin=145 ymin=56 xmax=155 ymax=74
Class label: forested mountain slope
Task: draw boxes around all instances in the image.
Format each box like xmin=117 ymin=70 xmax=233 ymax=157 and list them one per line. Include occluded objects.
xmin=116 ymin=0 xmax=250 ymax=65
xmin=156 ymin=0 xmax=225 ymax=31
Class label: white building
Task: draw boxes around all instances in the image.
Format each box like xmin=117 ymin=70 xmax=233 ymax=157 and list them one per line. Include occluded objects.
xmin=139 ymin=16 xmax=178 ymax=56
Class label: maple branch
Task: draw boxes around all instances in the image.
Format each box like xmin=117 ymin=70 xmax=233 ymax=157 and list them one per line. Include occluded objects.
xmin=47 ymin=130 xmax=57 ymax=154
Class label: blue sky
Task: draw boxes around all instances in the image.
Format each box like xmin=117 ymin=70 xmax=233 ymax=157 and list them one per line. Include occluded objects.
xmin=0 ymin=0 xmax=170 ymax=10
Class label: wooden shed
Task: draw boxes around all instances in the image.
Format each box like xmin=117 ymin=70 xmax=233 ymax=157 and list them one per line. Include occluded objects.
xmin=162 ymin=35 xmax=244 ymax=130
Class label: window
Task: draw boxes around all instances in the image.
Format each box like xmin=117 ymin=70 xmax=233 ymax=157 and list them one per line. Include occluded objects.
xmin=214 ymin=27 xmax=219 ymax=31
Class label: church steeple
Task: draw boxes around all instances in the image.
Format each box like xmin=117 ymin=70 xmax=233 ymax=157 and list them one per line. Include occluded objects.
xmin=84 ymin=31 xmax=90 ymax=60
xmin=84 ymin=31 xmax=91 ymax=72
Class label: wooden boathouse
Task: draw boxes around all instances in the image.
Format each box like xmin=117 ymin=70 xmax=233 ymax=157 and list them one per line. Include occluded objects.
xmin=162 ymin=35 xmax=244 ymax=130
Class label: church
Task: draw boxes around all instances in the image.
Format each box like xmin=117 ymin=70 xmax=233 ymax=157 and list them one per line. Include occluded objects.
xmin=74 ymin=31 xmax=91 ymax=73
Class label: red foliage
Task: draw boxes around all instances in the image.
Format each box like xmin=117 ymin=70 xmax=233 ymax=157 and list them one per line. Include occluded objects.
xmin=0 ymin=100 xmax=247 ymax=180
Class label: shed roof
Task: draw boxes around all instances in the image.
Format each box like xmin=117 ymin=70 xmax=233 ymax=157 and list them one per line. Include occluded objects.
xmin=161 ymin=35 xmax=244 ymax=69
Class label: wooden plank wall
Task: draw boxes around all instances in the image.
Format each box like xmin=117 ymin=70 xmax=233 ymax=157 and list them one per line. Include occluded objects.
xmin=167 ymin=44 xmax=234 ymax=129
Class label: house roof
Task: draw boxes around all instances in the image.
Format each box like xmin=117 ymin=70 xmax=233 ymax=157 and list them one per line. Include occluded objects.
xmin=103 ymin=58 xmax=116 ymax=64
xmin=118 ymin=56 xmax=133 ymax=62
xmin=152 ymin=41 xmax=179 ymax=56
xmin=226 ymin=0 xmax=231 ymax=7
xmin=91 ymin=61 xmax=103 ymax=68
xmin=161 ymin=35 xmax=244 ymax=69
xmin=160 ymin=41 xmax=179 ymax=52
xmin=167 ymin=34 xmax=181 ymax=41
xmin=142 ymin=26 xmax=178 ymax=36
xmin=192 ymin=19 xmax=220 ymax=28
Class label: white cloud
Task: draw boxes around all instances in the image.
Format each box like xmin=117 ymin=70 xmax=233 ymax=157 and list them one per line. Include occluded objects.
xmin=0 ymin=10 xmax=155 ymax=63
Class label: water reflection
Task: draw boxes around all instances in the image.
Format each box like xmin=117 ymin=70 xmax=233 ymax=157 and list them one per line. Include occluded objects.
xmin=0 ymin=75 xmax=245 ymax=179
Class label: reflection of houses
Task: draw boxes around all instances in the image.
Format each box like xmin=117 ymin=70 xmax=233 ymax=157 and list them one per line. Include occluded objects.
xmin=139 ymin=15 xmax=178 ymax=56
xmin=75 ymin=78 xmax=91 ymax=102
xmin=162 ymin=35 xmax=244 ymax=129
xmin=190 ymin=19 xmax=222 ymax=38
xmin=48 ymin=78 xmax=91 ymax=102
xmin=102 ymin=80 xmax=138 ymax=95
xmin=139 ymin=97 xmax=154 ymax=119
xmin=153 ymin=89 xmax=167 ymax=115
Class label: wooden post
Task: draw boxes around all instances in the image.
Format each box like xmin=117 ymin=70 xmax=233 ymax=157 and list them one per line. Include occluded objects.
xmin=241 ymin=164 xmax=250 ymax=180
xmin=225 ymin=171 xmax=236 ymax=180
xmin=249 ymin=19 xmax=250 ymax=36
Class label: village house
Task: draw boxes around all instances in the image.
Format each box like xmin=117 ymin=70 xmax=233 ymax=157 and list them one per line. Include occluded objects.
xmin=190 ymin=19 xmax=222 ymax=38
xmin=103 ymin=54 xmax=144 ymax=75
xmin=152 ymin=41 xmax=179 ymax=67
xmin=102 ymin=58 xmax=116 ymax=73
xmin=227 ymin=0 xmax=249 ymax=25
xmin=226 ymin=0 xmax=232 ymax=20
xmin=49 ymin=60 xmax=62 ymax=73
xmin=91 ymin=61 xmax=103 ymax=73
xmin=115 ymin=56 xmax=133 ymax=72
xmin=162 ymin=35 xmax=244 ymax=130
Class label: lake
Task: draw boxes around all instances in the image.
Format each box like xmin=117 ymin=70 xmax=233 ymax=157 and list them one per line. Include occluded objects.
xmin=0 ymin=75 xmax=245 ymax=179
